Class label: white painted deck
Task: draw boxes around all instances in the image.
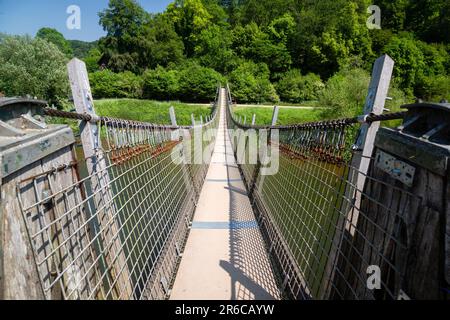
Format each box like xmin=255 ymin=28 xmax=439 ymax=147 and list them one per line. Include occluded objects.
xmin=170 ymin=89 xmax=281 ymax=300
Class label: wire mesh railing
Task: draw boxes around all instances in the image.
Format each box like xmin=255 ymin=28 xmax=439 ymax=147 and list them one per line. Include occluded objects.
xmin=225 ymin=85 xmax=422 ymax=300
xmin=16 ymin=88 xmax=220 ymax=300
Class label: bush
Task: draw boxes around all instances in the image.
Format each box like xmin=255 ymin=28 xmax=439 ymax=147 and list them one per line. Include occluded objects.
xmin=142 ymin=66 xmax=180 ymax=100
xmin=276 ymin=69 xmax=324 ymax=103
xmin=318 ymin=67 xmax=410 ymax=119
xmin=384 ymin=34 xmax=425 ymax=94
xmin=177 ymin=61 xmax=224 ymax=102
xmin=89 ymin=69 xmax=143 ymax=99
xmin=415 ymin=75 xmax=450 ymax=102
xmin=318 ymin=67 xmax=371 ymax=118
xmin=228 ymin=61 xmax=279 ymax=103
xmin=0 ymin=35 xmax=69 ymax=106
xmin=384 ymin=34 xmax=449 ymax=101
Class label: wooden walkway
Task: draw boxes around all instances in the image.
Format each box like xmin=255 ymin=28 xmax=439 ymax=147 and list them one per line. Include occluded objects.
xmin=170 ymin=89 xmax=281 ymax=300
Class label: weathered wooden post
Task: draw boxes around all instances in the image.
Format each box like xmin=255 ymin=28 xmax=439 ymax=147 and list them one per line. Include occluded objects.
xmin=323 ymin=54 xmax=394 ymax=298
xmin=169 ymin=106 xmax=177 ymax=127
xmin=67 ymin=58 xmax=133 ymax=299
xmin=191 ymin=114 xmax=196 ymax=126
xmin=252 ymin=114 xmax=256 ymax=126
xmin=346 ymin=54 xmax=395 ymax=234
xmin=271 ymin=106 xmax=279 ymax=126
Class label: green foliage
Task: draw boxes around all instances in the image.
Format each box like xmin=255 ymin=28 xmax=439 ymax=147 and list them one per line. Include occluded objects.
xmin=68 ymin=40 xmax=98 ymax=58
xmin=87 ymin=0 xmax=448 ymax=105
xmin=194 ymin=25 xmax=235 ymax=73
xmin=319 ymin=67 xmax=410 ymax=119
xmin=228 ymin=61 xmax=279 ymax=103
xmin=405 ymin=0 xmax=450 ymax=43
xmin=98 ymin=0 xmax=150 ymax=73
xmin=276 ymin=70 xmax=324 ymax=103
xmin=167 ymin=0 xmax=214 ymax=57
xmin=239 ymin=0 xmax=297 ymax=27
xmin=90 ymin=69 xmax=143 ymax=99
xmin=95 ymin=99 xmax=211 ymax=125
xmin=36 ymin=27 xmax=73 ymax=57
xmin=318 ymin=67 xmax=371 ymax=118
xmin=98 ymin=1 xmax=185 ymax=73
xmin=232 ymin=22 xmax=291 ymax=78
xmin=84 ymin=48 xmax=102 ymax=73
xmin=142 ymin=66 xmax=180 ymax=101
xmin=143 ymin=14 xmax=185 ymax=69
xmin=142 ymin=61 xmax=224 ymax=102
xmin=415 ymin=75 xmax=450 ymax=102
xmin=177 ymin=61 xmax=225 ymax=101
xmin=0 ymin=35 xmax=69 ymax=106
xmin=384 ymin=35 xmax=426 ymax=92
xmin=292 ymin=0 xmax=373 ymax=78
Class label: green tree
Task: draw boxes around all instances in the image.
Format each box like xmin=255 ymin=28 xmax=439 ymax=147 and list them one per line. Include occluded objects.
xmin=405 ymin=0 xmax=450 ymax=43
xmin=177 ymin=60 xmax=224 ymax=101
xmin=276 ymin=69 xmax=324 ymax=103
xmin=0 ymin=35 xmax=69 ymax=106
xmin=69 ymin=40 xmax=98 ymax=58
xmin=167 ymin=0 xmax=213 ymax=57
xmin=142 ymin=66 xmax=180 ymax=100
xmin=384 ymin=35 xmax=426 ymax=93
xmin=228 ymin=61 xmax=279 ymax=103
xmin=36 ymin=27 xmax=73 ymax=57
xmin=373 ymin=0 xmax=409 ymax=30
xmin=194 ymin=25 xmax=236 ymax=73
xmin=141 ymin=14 xmax=185 ymax=69
xmin=239 ymin=0 xmax=297 ymax=26
xmin=84 ymin=47 xmax=102 ymax=73
xmin=232 ymin=22 xmax=291 ymax=78
xmin=89 ymin=69 xmax=143 ymax=99
xmin=292 ymin=0 xmax=373 ymax=78
xmin=98 ymin=0 xmax=150 ymax=72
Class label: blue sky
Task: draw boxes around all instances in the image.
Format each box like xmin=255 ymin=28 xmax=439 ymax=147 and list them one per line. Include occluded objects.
xmin=0 ymin=0 xmax=173 ymax=41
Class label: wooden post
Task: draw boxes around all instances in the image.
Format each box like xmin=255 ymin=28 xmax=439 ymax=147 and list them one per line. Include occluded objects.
xmin=169 ymin=106 xmax=177 ymax=126
xmin=346 ymin=54 xmax=394 ymax=234
xmin=67 ymin=58 xmax=133 ymax=299
xmin=322 ymin=54 xmax=394 ymax=298
xmin=271 ymin=106 xmax=279 ymax=126
xmin=252 ymin=114 xmax=256 ymax=126
xmin=191 ymin=114 xmax=196 ymax=126
xmin=243 ymin=116 xmax=247 ymax=125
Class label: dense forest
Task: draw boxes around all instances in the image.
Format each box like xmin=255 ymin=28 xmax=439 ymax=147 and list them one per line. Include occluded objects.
xmin=0 ymin=0 xmax=449 ymax=118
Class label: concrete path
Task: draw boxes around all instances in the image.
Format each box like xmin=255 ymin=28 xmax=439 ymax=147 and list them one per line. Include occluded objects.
xmin=170 ymin=89 xmax=281 ymax=300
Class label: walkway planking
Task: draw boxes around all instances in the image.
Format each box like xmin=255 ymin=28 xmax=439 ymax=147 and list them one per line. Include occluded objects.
xmin=170 ymin=89 xmax=281 ymax=300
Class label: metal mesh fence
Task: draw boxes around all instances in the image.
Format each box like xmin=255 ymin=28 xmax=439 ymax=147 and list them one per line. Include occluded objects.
xmin=225 ymin=88 xmax=421 ymax=300
xmin=16 ymin=92 xmax=220 ymax=300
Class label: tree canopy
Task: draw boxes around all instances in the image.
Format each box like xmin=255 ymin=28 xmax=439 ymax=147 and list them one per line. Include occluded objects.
xmin=1 ymin=0 xmax=449 ymax=108
xmin=36 ymin=28 xmax=73 ymax=57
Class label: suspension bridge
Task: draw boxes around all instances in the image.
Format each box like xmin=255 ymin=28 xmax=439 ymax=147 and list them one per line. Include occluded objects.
xmin=0 ymin=55 xmax=448 ymax=300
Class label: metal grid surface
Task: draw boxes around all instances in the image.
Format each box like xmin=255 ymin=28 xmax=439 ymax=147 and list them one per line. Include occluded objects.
xmin=225 ymin=88 xmax=421 ymax=300
xmin=16 ymin=94 xmax=220 ymax=300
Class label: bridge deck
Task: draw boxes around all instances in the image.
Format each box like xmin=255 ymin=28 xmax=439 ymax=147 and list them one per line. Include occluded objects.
xmin=170 ymin=89 xmax=281 ymax=300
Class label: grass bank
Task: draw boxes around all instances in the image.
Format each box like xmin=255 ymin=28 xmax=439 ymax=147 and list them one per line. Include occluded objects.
xmin=95 ymin=99 xmax=212 ymax=125
xmin=232 ymin=106 xmax=323 ymax=125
